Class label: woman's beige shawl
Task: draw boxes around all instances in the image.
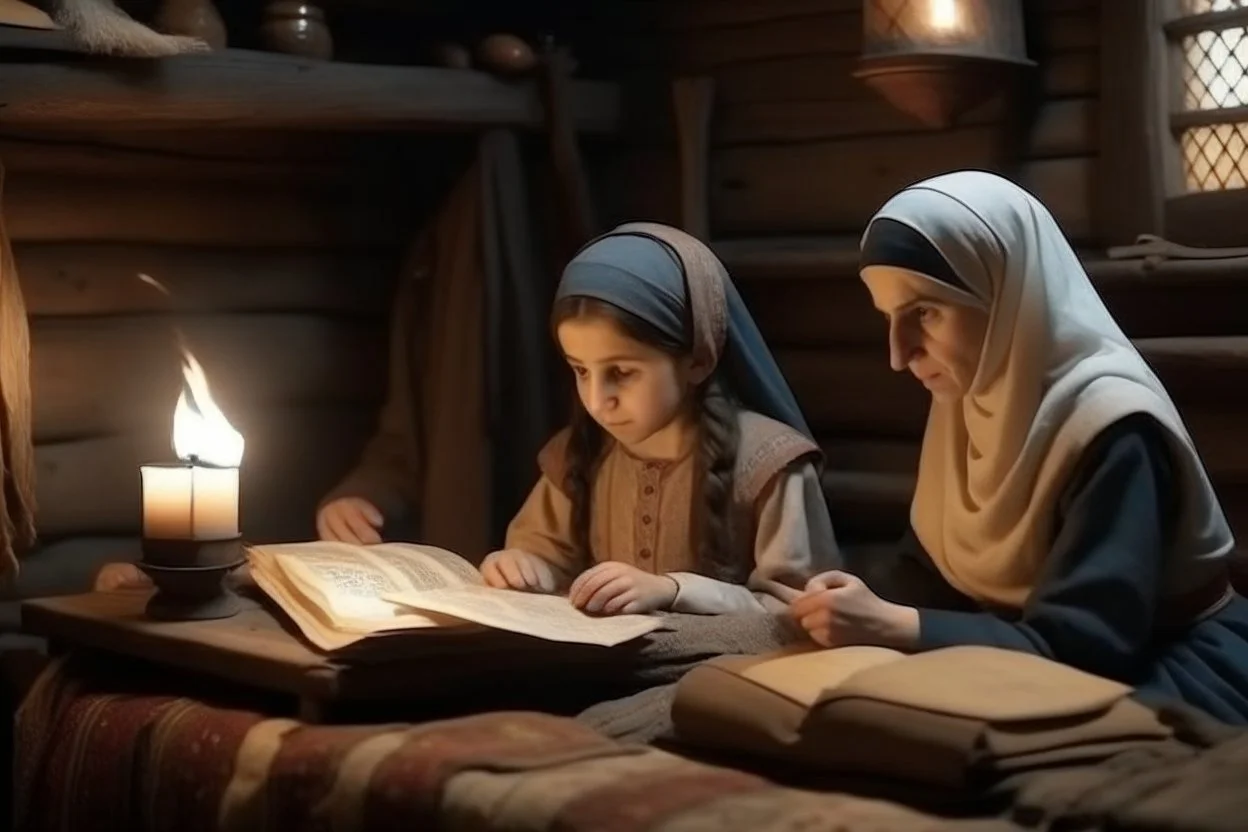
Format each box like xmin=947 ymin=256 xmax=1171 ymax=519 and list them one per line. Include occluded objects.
xmin=868 ymin=171 xmax=1233 ymax=610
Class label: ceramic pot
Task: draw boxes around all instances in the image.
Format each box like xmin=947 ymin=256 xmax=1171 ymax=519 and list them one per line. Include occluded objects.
xmin=260 ymin=1 xmax=332 ymax=60
xmin=154 ymin=0 xmax=227 ymax=49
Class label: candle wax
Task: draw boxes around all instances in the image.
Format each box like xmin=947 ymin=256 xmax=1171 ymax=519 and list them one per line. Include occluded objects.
xmin=141 ymin=463 xmax=239 ymax=540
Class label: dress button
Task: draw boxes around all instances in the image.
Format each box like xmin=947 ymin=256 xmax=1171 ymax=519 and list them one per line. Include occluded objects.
xmin=639 ymin=548 xmax=652 ymax=559
xmin=642 ymin=515 xmax=652 ymax=525
xmin=643 ymin=485 xmax=655 ymax=495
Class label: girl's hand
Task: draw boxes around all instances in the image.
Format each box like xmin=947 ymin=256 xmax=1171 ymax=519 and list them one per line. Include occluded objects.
xmin=317 ymin=497 xmax=384 ymax=545
xmin=480 ymin=549 xmax=560 ymax=593
xmin=789 ymin=570 xmax=919 ymax=650
xmin=568 ymin=562 xmax=678 ymax=615
xmin=93 ymin=562 xmax=153 ymax=592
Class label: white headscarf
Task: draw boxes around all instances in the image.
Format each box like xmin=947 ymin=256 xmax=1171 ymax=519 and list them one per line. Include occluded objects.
xmin=864 ymin=171 xmax=1233 ymax=609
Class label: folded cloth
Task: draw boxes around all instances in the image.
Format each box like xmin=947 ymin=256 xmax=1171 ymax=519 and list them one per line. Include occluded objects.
xmin=672 ymin=644 xmax=1175 ymax=790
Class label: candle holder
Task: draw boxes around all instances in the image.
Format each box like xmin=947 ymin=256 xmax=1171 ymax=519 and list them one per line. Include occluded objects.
xmin=139 ymin=459 xmax=244 ymax=621
xmin=138 ymin=537 xmax=245 ymax=621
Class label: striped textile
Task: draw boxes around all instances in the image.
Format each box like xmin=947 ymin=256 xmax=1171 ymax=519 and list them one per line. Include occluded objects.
xmin=12 ymin=654 xmax=1014 ymax=832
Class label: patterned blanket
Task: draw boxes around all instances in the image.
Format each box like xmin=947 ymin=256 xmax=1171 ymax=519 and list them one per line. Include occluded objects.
xmin=14 ymin=654 xmax=1014 ymax=832
xmin=21 ymin=652 xmax=1248 ymax=832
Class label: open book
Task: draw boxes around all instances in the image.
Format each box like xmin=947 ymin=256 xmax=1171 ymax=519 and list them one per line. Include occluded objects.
xmin=247 ymin=541 xmax=664 ymax=654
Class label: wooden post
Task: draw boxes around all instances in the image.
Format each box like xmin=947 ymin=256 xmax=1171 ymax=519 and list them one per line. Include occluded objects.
xmin=539 ymin=42 xmax=600 ymax=250
xmin=671 ymin=76 xmax=716 ymax=241
xmin=1096 ymin=0 xmax=1170 ymax=247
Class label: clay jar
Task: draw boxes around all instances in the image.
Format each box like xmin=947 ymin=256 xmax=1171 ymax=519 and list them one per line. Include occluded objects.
xmin=476 ymin=33 xmax=537 ymax=75
xmin=154 ymin=0 xmax=227 ymax=49
xmin=261 ymin=1 xmax=332 ymax=60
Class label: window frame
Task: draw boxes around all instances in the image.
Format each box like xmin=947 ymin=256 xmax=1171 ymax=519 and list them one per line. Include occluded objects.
xmin=1100 ymin=0 xmax=1248 ymax=247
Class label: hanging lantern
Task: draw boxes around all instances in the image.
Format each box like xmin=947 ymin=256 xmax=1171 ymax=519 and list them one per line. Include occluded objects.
xmin=854 ymin=0 xmax=1034 ymax=129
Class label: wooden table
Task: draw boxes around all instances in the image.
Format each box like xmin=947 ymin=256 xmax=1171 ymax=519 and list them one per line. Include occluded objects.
xmin=22 ymin=590 xmax=380 ymax=721
xmin=21 ymin=589 xmax=616 ymax=722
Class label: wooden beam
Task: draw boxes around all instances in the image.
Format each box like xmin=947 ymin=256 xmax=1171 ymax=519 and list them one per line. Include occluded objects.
xmin=0 ymin=41 xmax=621 ymax=132
xmin=18 ymin=243 xmax=396 ymax=317
xmin=708 ymin=131 xmax=1093 ymax=240
xmin=720 ymin=237 xmax=1248 ymax=342
xmin=30 ymin=314 xmax=385 ymax=442
xmin=621 ymin=51 xmax=1096 ymax=146
xmin=708 ymin=96 xmax=1096 ymax=153
xmin=3 ymin=175 xmax=415 ymax=246
xmin=717 ymin=235 xmax=1248 ymax=284
xmin=0 ymin=136 xmax=353 ymax=186
xmin=1097 ymin=0 xmax=1169 ymax=245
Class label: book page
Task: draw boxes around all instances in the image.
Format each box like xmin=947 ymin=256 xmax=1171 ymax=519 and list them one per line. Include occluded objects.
xmin=250 ymin=557 xmax=366 ymax=652
xmin=383 ymin=585 xmax=663 ymax=647
xmin=253 ymin=542 xmax=468 ymax=633
xmin=361 ymin=543 xmax=486 ymax=590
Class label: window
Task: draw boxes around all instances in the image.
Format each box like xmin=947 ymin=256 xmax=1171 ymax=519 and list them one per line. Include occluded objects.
xmin=1099 ymin=1 xmax=1248 ymax=247
xmin=1171 ymin=0 xmax=1248 ymax=192
xmin=1159 ymin=0 xmax=1248 ymax=244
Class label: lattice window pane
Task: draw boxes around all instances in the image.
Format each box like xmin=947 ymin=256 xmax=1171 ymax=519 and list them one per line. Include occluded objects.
xmin=1181 ymin=122 xmax=1248 ymax=190
xmin=1181 ymin=0 xmax=1248 ymax=15
xmin=1183 ymin=26 xmax=1248 ymax=109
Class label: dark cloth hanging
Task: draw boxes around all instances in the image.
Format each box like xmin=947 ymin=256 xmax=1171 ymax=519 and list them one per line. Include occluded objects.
xmin=321 ymin=131 xmax=561 ymax=560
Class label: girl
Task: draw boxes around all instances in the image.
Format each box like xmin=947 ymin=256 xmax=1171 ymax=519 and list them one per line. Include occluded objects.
xmin=790 ymin=171 xmax=1248 ymax=723
xmin=481 ymin=222 xmax=840 ymax=616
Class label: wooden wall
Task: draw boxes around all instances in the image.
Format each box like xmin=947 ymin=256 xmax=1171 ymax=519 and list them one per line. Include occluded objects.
xmin=586 ymin=0 xmax=1101 ymax=542
xmin=587 ymin=0 xmax=1248 ymax=550
xmin=5 ymin=129 xmax=456 ymax=555
xmin=596 ymin=0 xmax=1098 ymax=243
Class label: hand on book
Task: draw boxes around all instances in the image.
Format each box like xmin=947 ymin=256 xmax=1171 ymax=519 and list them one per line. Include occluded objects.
xmin=317 ymin=497 xmax=384 ymax=545
xmin=480 ymin=549 xmax=561 ymax=593
xmin=568 ymin=562 xmax=679 ymax=615
xmin=789 ymin=570 xmax=919 ymax=651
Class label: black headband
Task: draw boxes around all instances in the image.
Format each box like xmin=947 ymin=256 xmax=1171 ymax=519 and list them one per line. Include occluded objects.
xmin=860 ymin=218 xmax=971 ymax=294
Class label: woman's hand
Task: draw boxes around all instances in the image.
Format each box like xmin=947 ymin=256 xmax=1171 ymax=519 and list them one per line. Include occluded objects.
xmin=789 ymin=570 xmax=919 ymax=650
xmin=316 ymin=497 xmax=384 ymax=545
xmin=480 ymin=549 xmax=561 ymax=593
xmin=568 ymin=562 xmax=678 ymax=615
xmin=93 ymin=562 xmax=153 ymax=592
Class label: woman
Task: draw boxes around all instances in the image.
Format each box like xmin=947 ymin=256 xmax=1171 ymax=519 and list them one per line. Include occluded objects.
xmin=790 ymin=170 xmax=1248 ymax=724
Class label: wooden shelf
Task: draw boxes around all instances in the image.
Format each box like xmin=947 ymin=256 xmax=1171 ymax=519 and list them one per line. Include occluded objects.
xmin=0 ymin=29 xmax=621 ymax=132
xmin=714 ymin=234 xmax=1248 ymax=285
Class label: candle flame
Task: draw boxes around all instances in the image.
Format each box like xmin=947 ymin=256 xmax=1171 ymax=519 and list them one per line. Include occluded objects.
xmin=174 ymin=350 xmax=245 ymax=468
xmin=138 ymin=272 xmax=245 ymax=468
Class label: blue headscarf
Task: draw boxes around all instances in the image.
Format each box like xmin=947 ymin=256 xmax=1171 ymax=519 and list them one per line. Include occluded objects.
xmin=555 ymin=222 xmax=813 ymax=440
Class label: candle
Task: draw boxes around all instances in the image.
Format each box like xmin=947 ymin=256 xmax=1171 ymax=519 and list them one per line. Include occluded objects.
xmin=141 ymin=463 xmax=239 ymax=540
xmin=141 ymin=350 xmax=245 ymax=542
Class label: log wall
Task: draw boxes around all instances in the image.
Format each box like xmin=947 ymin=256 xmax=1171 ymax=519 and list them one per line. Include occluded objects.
xmin=5 ymin=129 xmax=455 ymax=553
xmin=596 ymin=0 xmax=1099 ymax=244
xmin=592 ymin=0 xmax=1248 ymax=551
